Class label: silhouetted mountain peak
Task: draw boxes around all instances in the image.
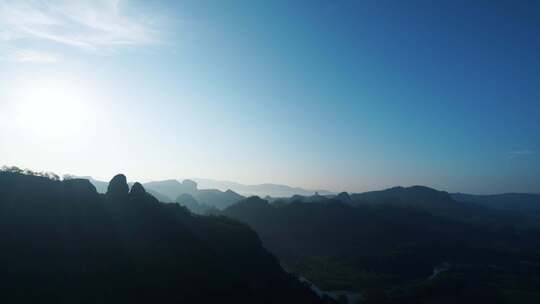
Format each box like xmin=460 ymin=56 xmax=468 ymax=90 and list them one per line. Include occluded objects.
xmin=408 ymin=185 xmax=446 ymax=193
xmin=336 ymin=191 xmax=352 ymax=203
xmin=290 ymin=194 xmax=305 ymax=202
xmin=130 ymin=182 xmax=146 ymax=196
xmin=107 ymin=174 xmax=129 ymax=197
xmin=223 ymin=196 xmax=272 ymax=216
xmin=355 ymin=185 xmax=451 ymax=202
xmin=237 ymin=196 xmax=268 ymax=206
xmin=181 ymin=179 xmax=198 ymax=192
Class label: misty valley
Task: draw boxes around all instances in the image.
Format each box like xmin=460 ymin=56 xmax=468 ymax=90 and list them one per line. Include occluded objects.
xmin=1 ymin=167 xmax=539 ymax=303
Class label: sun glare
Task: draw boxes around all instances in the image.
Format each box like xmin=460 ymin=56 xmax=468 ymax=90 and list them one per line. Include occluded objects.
xmin=14 ymin=80 xmax=91 ymax=138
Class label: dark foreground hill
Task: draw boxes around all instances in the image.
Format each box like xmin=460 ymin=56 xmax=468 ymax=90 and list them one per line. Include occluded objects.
xmin=224 ymin=195 xmax=540 ymax=303
xmin=0 ymin=170 xmax=332 ymax=304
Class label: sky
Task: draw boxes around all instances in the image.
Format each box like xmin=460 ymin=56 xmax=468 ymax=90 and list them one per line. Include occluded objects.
xmin=0 ymin=0 xmax=539 ymax=194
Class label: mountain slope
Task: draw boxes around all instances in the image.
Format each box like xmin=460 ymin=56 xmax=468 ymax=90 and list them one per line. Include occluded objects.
xmin=452 ymin=192 xmax=540 ymax=215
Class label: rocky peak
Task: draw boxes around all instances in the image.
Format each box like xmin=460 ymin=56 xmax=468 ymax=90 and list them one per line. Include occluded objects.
xmin=336 ymin=192 xmax=352 ymax=203
xmin=130 ymin=182 xmax=146 ymax=196
xmin=180 ymin=179 xmax=198 ymax=194
xmin=107 ymin=174 xmax=129 ymax=198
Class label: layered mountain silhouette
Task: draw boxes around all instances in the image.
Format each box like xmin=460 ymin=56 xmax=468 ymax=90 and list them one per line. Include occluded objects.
xmin=348 ymin=186 xmax=499 ymax=224
xmin=84 ymin=175 xmax=334 ymax=198
xmin=270 ymin=185 xmax=540 ymax=227
xmin=83 ymin=175 xmax=540 ymax=219
xmin=0 ymin=170 xmax=333 ymax=304
xmin=25 ymin=170 xmax=540 ymax=303
xmin=83 ymin=177 xmax=245 ymax=211
xmin=191 ymin=178 xmax=335 ymax=197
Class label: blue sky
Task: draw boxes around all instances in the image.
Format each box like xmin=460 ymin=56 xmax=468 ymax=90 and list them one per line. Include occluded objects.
xmin=0 ymin=0 xmax=539 ymax=193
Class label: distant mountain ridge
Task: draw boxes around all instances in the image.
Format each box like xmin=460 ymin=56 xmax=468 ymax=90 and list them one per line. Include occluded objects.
xmin=191 ymin=178 xmax=335 ymax=197
xmin=451 ymin=192 xmax=540 ymax=215
xmin=82 ymin=176 xmax=539 ymax=215
xmin=81 ymin=176 xmax=245 ymax=210
xmin=81 ymin=176 xmax=335 ymax=199
xmin=260 ymin=185 xmax=540 ymax=228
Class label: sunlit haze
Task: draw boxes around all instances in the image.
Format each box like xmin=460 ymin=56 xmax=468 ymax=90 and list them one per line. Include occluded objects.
xmin=1 ymin=0 xmax=539 ymax=194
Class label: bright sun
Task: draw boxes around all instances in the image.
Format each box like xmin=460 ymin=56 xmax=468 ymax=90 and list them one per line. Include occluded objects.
xmin=15 ymin=79 xmax=90 ymax=138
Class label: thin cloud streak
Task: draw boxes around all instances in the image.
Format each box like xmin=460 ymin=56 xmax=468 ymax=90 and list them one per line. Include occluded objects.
xmin=508 ymin=150 xmax=536 ymax=159
xmin=0 ymin=0 xmax=161 ymax=53
xmin=0 ymin=47 xmax=59 ymax=63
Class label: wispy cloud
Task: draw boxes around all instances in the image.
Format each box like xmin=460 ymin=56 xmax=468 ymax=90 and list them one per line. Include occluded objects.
xmin=0 ymin=0 xmax=162 ymax=59
xmin=508 ymin=150 xmax=536 ymax=159
xmin=0 ymin=47 xmax=59 ymax=63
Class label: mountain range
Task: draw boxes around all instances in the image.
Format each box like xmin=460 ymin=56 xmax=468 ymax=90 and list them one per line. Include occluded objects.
xmin=80 ymin=176 xmax=245 ymax=210
xmin=190 ymin=177 xmax=335 ymax=197
xmin=223 ymin=186 xmax=540 ymax=303
xmin=4 ymin=167 xmax=540 ymax=303
xmin=82 ymin=176 xmax=540 ymax=215
xmin=82 ymin=176 xmax=334 ymax=198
